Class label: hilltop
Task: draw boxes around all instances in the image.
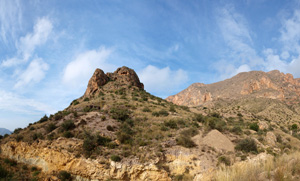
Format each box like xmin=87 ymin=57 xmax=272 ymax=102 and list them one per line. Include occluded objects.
xmin=1 ymin=67 xmax=300 ymax=180
xmin=0 ymin=128 xmax=11 ymax=136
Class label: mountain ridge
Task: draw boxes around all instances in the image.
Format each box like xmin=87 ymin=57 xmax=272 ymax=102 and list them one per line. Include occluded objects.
xmin=166 ymin=70 xmax=300 ymax=107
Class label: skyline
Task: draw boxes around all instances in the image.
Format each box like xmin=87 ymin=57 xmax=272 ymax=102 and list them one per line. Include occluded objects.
xmin=1 ymin=0 xmax=300 ymax=130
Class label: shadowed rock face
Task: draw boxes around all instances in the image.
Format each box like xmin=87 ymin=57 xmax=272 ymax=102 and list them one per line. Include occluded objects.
xmin=166 ymin=70 xmax=300 ymax=106
xmin=84 ymin=66 xmax=144 ymax=97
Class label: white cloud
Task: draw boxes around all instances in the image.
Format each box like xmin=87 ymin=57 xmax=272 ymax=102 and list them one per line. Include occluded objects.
xmin=0 ymin=89 xmax=56 ymax=115
xmin=139 ymin=65 xmax=188 ymax=94
xmin=1 ymin=17 xmax=53 ymax=67
xmin=280 ymin=10 xmax=300 ymax=53
xmin=14 ymin=58 xmax=49 ymax=88
xmin=0 ymin=0 xmax=22 ymax=44
xmin=214 ymin=5 xmax=264 ymax=79
xmin=63 ymin=47 xmax=115 ymax=87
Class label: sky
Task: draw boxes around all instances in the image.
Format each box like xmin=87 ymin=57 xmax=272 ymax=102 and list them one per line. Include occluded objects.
xmin=1 ymin=0 xmax=300 ymax=130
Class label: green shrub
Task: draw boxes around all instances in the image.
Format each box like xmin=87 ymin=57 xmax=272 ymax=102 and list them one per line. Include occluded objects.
xmin=231 ymin=126 xmax=242 ymax=135
xmin=110 ymin=107 xmax=131 ymax=122
xmin=33 ymin=171 xmax=40 ymax=176
xmin=16 ymin=135 xmax=23 ymax=142
xmin=83 ymin=97 xmax=89 ymax=101
xmin=107 ymin=125 xmax=114 ymax=131
xmin=0 ymin=165 xmax=8 ymax=178
xmin=235 ymin=138 xmax=257 ymax=153
xmin=291 ymin=124 xmax=298 ymax=130
xmin=61 ymin=120 xmax=76 ymax=131
xmin=46 ymin=123 xmax=57 ymax=133
xmin=63 ymin=131 xmax=74 ymax=138
xmin=218 ymin=156 xmax=231 ymax=166
xmin=249 ymin=123 xmax=259 ymax=132
xmin=38 ymin=115 xmax=48 ymax=123
xmin=169 ymin=105 xmax=176 ymax=112
xmin=210 ymin=112 xmax=221 ymax=118
xmin=54 ymin=112 xmax=63 ymax=120
xmin=206 ymin=117 xmax=226 ymax=132
xmin=13 ymin=128 xmax=22 ymax=134
xmin=71 ymin=100 xmax=79 ymax=106
xmin=158 ymin=110 xmax=169 ymax=116
xmin=164 ymin=120 xmax=178 ymax=129
xmin=180 ymin=127 xmax=199 ymax=137
xmin=96 ymin=135 xmax=111 ymax=146
xmin=152 ymin=111 xmax=160 ymax=117
xmin=110 ymin=155 xmax=121 ymax=162
xmin=142 ymin=107 xmax=151 ymax=112
xmin=58 ymin=170 xmax=72 ymax=181
xmin=176 ymin=135 xmax=196 ymax=148
xmin=193 ymin=114 xmax=204 ymax=122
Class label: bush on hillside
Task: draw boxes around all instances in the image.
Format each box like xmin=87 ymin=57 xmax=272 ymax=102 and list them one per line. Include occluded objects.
xmin=235 ymin=138 xmax=257 ymax=153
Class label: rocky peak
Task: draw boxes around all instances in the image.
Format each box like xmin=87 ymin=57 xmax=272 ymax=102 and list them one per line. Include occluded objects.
xmin=84 ymin=66 xmax=144 ymax=97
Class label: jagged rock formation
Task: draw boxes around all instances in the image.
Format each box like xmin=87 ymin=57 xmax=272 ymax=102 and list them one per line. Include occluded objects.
xmin=84 ymin=66 xmax=144 ymax=97
xmin=167 ymin=70 xmax=300 ymax=106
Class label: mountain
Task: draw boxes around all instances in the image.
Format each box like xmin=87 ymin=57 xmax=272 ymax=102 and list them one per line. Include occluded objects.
xmin=166 ymin=70 xmax=300 ymax=107
xmin=0 ymin=128 xmax=11 ymax=136
xmin=1 ymin=67 xmax=300 ymax=180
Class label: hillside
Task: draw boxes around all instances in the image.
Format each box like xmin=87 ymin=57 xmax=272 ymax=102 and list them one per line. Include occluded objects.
xmin=0 ymin=128 xmax=11 ymax=136
xmin=1 ymin=67 xmax=300 ymax=180
xmin=166 ymin=70 xmax=300 ymax=106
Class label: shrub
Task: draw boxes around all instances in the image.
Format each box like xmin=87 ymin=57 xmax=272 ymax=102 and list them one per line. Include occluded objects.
xmin=142 ymin=107 xmax=151 ymax=112
xmin=58 ymin=170 xmax=72 ymax=181
xmin=83 ymin=97 xmax=89 ymax=101
xmin=83 ymin=134 xmax=96 ymax=157
xmin=176 ymin=135 xmax=196 ymax=148
xmin=152 ymin=111 xmax=160 ymax=117
xmin=110 ymin=155 xmax=121 ymax=162
xmin=0 ymin=165 xmax=8 ymax=178
xmin=237 ymin=113 xmax=243 ymax=117
xmin=210 ymin=112 xmax=221 ymax=118
xmin=38 ymin=115 xmax=48 ymax=123
xmin=16 ymin=135 xmax=23 ymax=142
xmin=193 ymin=114 xmax=204 ymax=122
xmin=54 ymin=112 xmax=63 ymax=120
xmin=164 ymin=120 xmax=178 ymax=129
xmin=96 ymin=135 xmax=111 ymax=146
xmin=291 ymin=124 xmax=298 ymax=130
xmin=107 ymin=125 xmax=114 ymax=131
xmin=110 ymin=107 xmax=131 ymax=122
xmin=158 ymin=110 xmax=169 ymax=116
xmin=231 ymin=126 xmax=242 ymax=135
xmin=63 ymin=131 xmax=74 ymax=138
xmin=206 ymin=117 xmax=226 ymax=132
xmin=46 ymin=123 xmax=57 ymax=133
xmin=169 ymin=105 xmax=176 ymax=112
xmin=71 ymin=100 xmax=79 ymax=106
xmin=249 ymin=123 xmax=259 ymax=132
xmin=180 ymin=127 xmax=199 ymax=137
xmin=218 ymin=156 xmax=231 ymax=166
xmin=61 ymin=120 xmax=76 ymax=131
xmin=235 ymin=138 xmax=257 ymax=153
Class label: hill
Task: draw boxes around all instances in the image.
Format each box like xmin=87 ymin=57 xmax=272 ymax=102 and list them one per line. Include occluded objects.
xmin=1 ymin=67 xmax=300 ymax=180
xmin=0 ymin=128 xmax=11 ymax=136
xmin=166 ymin=70 xmax=300 ymax=106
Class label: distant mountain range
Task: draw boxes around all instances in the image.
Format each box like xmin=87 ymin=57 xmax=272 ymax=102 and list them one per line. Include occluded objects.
xmin=0 ymin=128 xmax=11 ymax=136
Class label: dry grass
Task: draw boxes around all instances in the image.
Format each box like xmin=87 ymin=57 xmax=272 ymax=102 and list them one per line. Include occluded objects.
xmin=201 ymin=151 xmax=300 ymax=181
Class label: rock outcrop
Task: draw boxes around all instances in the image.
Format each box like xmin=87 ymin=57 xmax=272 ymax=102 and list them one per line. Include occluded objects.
xmin=0 ymin=140 xmax=170 ymax=180
xmin=167 ymin=70 xmax=300 ymax=106
xmin=84 ymin=66 xmax=144 ymax=97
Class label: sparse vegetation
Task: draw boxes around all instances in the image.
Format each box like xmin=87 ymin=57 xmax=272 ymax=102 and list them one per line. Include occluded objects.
xmin=235 ymin=138 xmax=257 ymax=153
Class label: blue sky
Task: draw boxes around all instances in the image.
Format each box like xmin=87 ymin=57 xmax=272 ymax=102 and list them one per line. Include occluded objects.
xmin=1 ymin=0 xmax=300 ymax=130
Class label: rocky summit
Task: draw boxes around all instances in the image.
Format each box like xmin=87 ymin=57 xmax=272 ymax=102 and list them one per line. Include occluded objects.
xmin=167 ymin=70 xmax=300 ymax=107
xmin=84 ymin=66 xmax=144 ymax=97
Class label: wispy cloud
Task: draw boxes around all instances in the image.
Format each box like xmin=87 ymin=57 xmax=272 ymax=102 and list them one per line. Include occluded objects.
xmin=62 ymin=47 xmax=115 ymax=87
xmin=1 ymin=17 xmax=53 ymax=67
xmin=14 ymin=58 xmax=49 ymax=88
xmin=0 ymin=89 xmax=56 ymax=115
xmin=0 ymin=0 xmax=22 ymax=45
xmin=139 ymin=65 xmax=188 ymax=97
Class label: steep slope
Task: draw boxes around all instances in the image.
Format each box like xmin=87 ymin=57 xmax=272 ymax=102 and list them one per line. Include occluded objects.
xmin=166 ymin=70 xmax=300 ymax=107
xmin=0 ymin=128 xmax=11 ymax=136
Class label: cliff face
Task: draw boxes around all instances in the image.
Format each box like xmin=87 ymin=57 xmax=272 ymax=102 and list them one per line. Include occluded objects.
xmin=0 ymin=139 xmax=170 ymax=181
xmin=167 ymin=70 xmax=300 ymax=106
